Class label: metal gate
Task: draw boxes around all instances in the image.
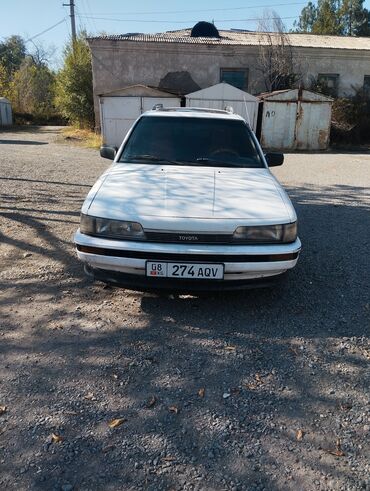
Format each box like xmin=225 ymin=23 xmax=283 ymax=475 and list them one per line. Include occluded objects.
xmin=100 ymin=94 xmax=181 ymax=148
xmin=260 ymin=89 xmax=333 ymax=150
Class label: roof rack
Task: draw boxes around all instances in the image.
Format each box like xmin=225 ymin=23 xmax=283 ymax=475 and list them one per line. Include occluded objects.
xmin=151 ymin=106 xmax=233 ymax=114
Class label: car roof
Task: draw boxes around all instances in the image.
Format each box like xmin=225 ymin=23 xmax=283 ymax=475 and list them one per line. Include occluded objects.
xmin=142 ymin=107 xmax=245 ymax=121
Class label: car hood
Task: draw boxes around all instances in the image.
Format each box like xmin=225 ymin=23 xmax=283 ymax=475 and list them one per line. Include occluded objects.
xmin=87 ymin=164 xmax=294 ymax=224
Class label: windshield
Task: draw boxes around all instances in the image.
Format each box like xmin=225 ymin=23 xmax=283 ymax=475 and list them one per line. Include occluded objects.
xmin=119 ymin=116 xmax=264 ymax=168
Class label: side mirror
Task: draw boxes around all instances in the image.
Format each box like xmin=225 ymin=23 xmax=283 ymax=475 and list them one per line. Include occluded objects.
xmin=265 ymin=152 xmax=284 ymax=167
xmin=100 ymin=145 xmax=117 ymax=160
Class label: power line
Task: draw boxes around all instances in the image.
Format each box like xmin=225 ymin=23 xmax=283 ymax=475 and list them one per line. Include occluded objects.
xmin=84 ymin=0 xmax=99 ymax=32
xmin=79 ymin=0 xmax=98 ymax=32
xmin=63 ymin=1 xmax=77 ymax=42
xmin=78 ymin=0 xmax=90 ymax=31
xmin=84 ymin=2 xmax=308 ymax=16
xmin=75 ymin=7 xmax=86 ymax=32
xmin=24 ymin=18 xmax=67 ymax=44
xmin=79 ymin=15 xmax=299 ymax=24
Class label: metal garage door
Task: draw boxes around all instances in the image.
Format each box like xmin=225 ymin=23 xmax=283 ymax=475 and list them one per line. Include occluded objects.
xmin=259 ymin=89 xmax=333 ymax=150
xmin=295 ymin=102 xmax=331 ymax=150
xmin=100 ymin=96 xmax=180 ymax=148
xmin=260 ymin=102 xmax=297 ymax=150
xmin=185 ymin=83 xmax=259 ymax=132
xmin=100 ymin=96 xmax=141 ymax=148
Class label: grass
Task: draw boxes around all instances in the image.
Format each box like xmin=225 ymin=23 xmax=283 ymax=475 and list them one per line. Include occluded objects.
xmin=61 ymin=126 xmax=102 ymax=149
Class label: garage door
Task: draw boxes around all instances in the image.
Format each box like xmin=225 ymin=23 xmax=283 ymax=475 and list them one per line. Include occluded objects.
xmin=295 ymin=102 xmax=331 ymax=150
xmin=100 ymin=97 xmax=141 ymax=148
xmin=261 ymin=102 xmax=297 ymax=150
xmin=100 ymin=96 xmax=181 ymax=148
xmin=186 ymin=99 xmax=258 ymax=131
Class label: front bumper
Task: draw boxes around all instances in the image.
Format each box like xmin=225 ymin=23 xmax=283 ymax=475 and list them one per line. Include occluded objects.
xmin=74 ymin=229 xmax=301 ymax=290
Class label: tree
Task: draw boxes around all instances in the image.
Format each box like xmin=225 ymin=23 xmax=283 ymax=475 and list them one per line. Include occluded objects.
xmin=0 ymin=64 xmax=12 ymax=99
xmin=0 ymin=35 xmax=26 ymax=75
xmin=339 ymin=0 xmax=370 ymax=35
xmin=11 ymin=57 xmax=55 ymax=117
xmin=294 ymin=0 xmax=370 ymax=35
xmin=355 ymin=8 xmax=370 ymax=35
xmin=28 ymin=40 xmax=56 ymax=68
xmin=0 ymin=35 xmax=59 ymax=121
xmin=294 ymin=2 xmax=318 ymax=33
xmin=256 ymin=11 xmax=301 ymax=92
xmin=312 ymin=0 xmax=342 ymax=35
xmin=0 ymin=35 xmax=27 ymax=99
xmin=55 ymin=33 xmax=94 ymax=128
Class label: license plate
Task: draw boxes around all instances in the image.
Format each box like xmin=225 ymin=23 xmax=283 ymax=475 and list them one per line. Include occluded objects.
xmin=146 ymin=262 xmax=224 ymax=280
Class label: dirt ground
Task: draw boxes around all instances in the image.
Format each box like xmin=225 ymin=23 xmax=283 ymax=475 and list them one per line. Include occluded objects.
xmin=0 ymin=126 xmax=369 ymax=491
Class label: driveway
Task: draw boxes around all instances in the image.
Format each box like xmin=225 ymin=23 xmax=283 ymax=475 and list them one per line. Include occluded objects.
xmin=0 ymin=126 xmax=369 ymax=491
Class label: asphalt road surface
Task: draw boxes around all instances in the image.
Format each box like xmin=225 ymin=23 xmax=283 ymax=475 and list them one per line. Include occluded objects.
xmin=0 ymin=127 xmax=369 ymax=491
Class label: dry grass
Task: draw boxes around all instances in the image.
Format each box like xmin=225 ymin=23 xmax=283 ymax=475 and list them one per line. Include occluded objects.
xmin=61 ymin=126 xmax=102 ymax=149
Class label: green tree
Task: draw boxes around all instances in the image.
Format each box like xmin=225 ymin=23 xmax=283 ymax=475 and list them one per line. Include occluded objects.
xmin=356 ymin=9 xmax=370 ymax=34
xmin=294 ymin=0 xmax=370 ymax=35
xmin=11 ymin=57 xmax=55 ymax=117
xmin=312 ymin=0 xmax=342 ymax=34
xmin=0 ymin=35 xmax=26 ymax=75
xmin=0 ymin=35 xmax=27 ymax=99
xmin=55 ymin=33 xmax=94 ymax=128
xmin=340 ymin=0 xmax=370 ymax=35
xmin=294 ymin=2 xmax=318 ymax=33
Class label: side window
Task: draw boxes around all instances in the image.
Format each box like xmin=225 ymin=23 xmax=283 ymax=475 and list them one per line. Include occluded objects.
xmin=364 ymin=76 xmax=370 ymax=98
xmin=220 ymin=68 xmax=248 ymax=91
xmin=317 ymin=73 xmax=339 ymax=97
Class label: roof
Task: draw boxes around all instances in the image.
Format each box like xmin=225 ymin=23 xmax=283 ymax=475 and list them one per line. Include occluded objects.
xmin=98 ymin=84 xmax=180 ymax=97
xmin=0 ymin=97 xmax=11 ymax=104
xmin=88 ymin=28 xmax=370 ymax=51
xmin=186 ymin=82 xmax=258 ymax=102
xmin=258 ymin=88 xmax=333 ymax=102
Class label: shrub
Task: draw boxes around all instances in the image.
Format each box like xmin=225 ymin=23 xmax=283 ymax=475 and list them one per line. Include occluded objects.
xmin=331 ymin=90 xmax=370 ymax=144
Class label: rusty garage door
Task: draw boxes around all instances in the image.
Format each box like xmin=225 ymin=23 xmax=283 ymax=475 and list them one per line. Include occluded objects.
xmin=259 ymin=89 xmax=333 ymax=151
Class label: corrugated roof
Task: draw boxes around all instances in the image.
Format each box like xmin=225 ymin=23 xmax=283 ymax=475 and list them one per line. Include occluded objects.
xmin=98 ymin=84 xmax=178 ymax=97
xmin=88 ymin=28 xmax=370 ymax=50
xmin=258 ymin=88 xmax=333 ymax=102
xmin=186 ymin=82 xmax=258 ymax=101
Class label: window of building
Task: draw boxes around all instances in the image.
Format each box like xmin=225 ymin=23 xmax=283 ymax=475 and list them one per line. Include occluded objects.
xmin=220 ymin=68 xmax=248 ymax=91
xmin=364 ymin=76 xmax=370 ymax=97
xmin=317 ymin=73 xmax=339 ymax=97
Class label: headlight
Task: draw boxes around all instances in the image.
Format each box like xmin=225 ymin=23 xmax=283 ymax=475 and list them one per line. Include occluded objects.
xmin=80 ymin=214 xmax=145 ymax=239
xmin=233 ymin=222 xmax=297 ymax=243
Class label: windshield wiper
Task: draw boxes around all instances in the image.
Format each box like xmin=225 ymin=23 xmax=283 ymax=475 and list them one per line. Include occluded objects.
xmin=122 ymin=155 xmax=190 ymax=165
xmin=126 ymin=154 xmax=163 ymax=161
xmin=196 ymin=157 xmax=241 ymax=167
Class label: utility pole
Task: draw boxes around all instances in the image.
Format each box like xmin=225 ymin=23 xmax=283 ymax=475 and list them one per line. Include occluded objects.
xmin=63 ymin=0 xmax=76 ymax=42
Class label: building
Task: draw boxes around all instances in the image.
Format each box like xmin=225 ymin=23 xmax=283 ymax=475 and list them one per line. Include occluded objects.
xmin=88 ymin=24 xmax=370 ymax=129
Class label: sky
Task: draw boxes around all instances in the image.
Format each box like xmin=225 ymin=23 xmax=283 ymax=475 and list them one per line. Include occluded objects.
xmin=2 ymin=0 xmax=370 ymax=68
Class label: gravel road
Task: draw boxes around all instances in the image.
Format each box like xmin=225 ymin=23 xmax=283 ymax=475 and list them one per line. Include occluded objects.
xmin=0 ymin=126 xmax=369 ymax=491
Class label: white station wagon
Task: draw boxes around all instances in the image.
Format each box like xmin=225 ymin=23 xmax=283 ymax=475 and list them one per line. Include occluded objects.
xmin=74 ymin=107 xmax=301 ymax=291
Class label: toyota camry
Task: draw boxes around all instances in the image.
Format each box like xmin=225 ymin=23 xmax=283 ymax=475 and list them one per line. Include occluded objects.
xmin=74 ymin=107 xmax=301 ymax=291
